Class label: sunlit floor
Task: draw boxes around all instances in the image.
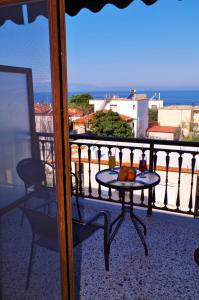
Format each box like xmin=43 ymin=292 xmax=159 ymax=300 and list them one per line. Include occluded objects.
xmin=1 ymin=196 xmax=199 ymax=300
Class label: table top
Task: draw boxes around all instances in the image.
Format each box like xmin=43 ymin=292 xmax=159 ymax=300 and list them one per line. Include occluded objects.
xmin=95 ymin=167 xmax=160 ymax=191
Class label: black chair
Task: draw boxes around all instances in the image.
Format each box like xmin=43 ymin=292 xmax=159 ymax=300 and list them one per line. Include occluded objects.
xmin=194 ymin=247 xmax=199 ymax=266
xmin=21 ymin=207 xmax=110 ymax=289
xmin=16 ymin=158 xmax=82 ymax=225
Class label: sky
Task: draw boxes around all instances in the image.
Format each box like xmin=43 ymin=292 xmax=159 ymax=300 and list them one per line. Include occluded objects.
xmin=0 ymin=0 xmax=199 ymax=92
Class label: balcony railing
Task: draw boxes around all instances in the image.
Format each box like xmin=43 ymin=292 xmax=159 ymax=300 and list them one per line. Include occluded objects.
xmin=36 ymin=132 xmax=199 ymax=217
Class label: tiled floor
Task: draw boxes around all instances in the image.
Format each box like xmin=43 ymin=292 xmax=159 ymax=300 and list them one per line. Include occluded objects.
xmin=1 ymin=197 xmax=199 ymax=300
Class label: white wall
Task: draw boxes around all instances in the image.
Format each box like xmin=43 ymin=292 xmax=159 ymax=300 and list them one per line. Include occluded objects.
xmin=158 ymin=108 xmax=191 ymax=135
xmin=148 ymin=131 xmax=175 ymax=140
xmin=137 ymin=101 xmax=149 ymax=137
xmin=148 ymin=100 xmax=164 ymax=109
xmin=35 ymin=115 xmax=54 ymax=133
xmin=89 ymin=98 xmax=149 ymax=137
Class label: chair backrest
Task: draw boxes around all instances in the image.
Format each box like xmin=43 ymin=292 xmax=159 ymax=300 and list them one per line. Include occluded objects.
xmin=21 ymin=207 xmax=58 ymax=240
xmin=16 ymin=158 xmax=46 ymax=188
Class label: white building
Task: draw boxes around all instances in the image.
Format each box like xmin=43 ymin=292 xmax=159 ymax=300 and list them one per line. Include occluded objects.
xmin=89 ymin=91 xmax=149 ymax=138
xmin=147 ymin=125 xmax=179 ymax=140
xmin=158 ymin=106 xmax=199 ymax=137
xmin=148 ymin=92 xmax=164 ymax=109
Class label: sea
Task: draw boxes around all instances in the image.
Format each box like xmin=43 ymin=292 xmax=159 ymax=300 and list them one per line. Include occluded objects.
xmin=34 ymin=90 xmax=199 ymax=107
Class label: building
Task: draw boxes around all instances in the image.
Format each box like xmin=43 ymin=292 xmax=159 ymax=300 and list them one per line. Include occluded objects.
xmin=34 ymin=104 xmax=85 ymax=134
xmin=72 ymin=110 xmax=133 ymax=134
xmin=148 ymin=92 xmax=164 ymax=109
xmin=158 ymin=106 xmax=199 ymax=137
xmin=147 ymin=125 xmax=179 ymax=140
xmin=68 ymin=107 xmax=84 ymax=121
xmin=89 ymin=90 xmax=149 ymax=137
xmin=34 ymin=103 xmax=54 ymax=133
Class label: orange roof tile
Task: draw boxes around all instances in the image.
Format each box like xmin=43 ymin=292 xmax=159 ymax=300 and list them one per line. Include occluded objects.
xmin=34 ymin=103 xmax=52 ymax=115
xmin=73 ymin=111 xmax=133 ymax=124
xmin=68 ymin=108 xmax=84 ymax=117
xmin=148 ymin=125 xmax=177 ymax=133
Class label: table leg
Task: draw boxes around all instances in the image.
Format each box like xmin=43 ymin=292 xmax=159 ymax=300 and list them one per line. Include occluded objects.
xmin=130 ymin=214 xmax=148 ymax=256
xmin=108 ymin=191 xmax=125 ymax=245
xmin=147 ymin=187 xmax=153 ymax=216
xmin=130 ymin=190 xmax=148 ymax=256
xmin=131 ymin=213 xmax=147 ymax=236
xmin=109 ymin=212 xmax=124 ymax=233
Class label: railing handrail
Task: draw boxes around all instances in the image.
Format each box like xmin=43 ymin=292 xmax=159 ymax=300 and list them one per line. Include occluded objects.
xmin=36 ymin=132 xmax=199 ymax=148
xmin=36 ymin=131 xmax=199 ymax=216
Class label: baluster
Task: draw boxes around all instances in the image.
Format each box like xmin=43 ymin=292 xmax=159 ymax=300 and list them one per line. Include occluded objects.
xmin=88 ymin=145 xmax=92 ymax=196
xmin=108 ymin=146 xmax=112 ymax=200
xmin=130 ymin=148 xmax=134 ymax=167
xmin=164 ymin=151 xmax=170 ymax=208
xmin=69 ymin=144 xmax=72 ymax=173
xmin=38 ymin=139 xmax=42 ymax=160
xmin=152 ymin=151 xmax=158 ymax=206
xmin=77 ymin=145 xmax=83 ymax=196
xmin=42 ymin=140 xmax=45 ymax=161
xmin=108 ymin=146 xmax=112 ymax=157
xmin=140 ymin=149 xmax=146 ymax=208
xmin=50 ymin=141 xmax=53 ymax=162
xmin=189 ymin=154 xmax=196 ymax=212
xmin=50 ymin=141 xmax=55 ymax=187
xmin=142 ymin=148 xmax=146 ymax=159
xmin=176 ymin=153 xmax=183 ymax=211
xmin=119 ymin=147 xmax=123 ymax=167
xmin=140 ymin=189 xmax=144 ymax=206
xmin=129 ymin=148 xmax=134 ymax=203
xmin=98 ymin=146 xmax=102 ymax=198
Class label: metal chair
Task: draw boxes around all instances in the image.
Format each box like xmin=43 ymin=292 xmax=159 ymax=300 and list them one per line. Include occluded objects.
xmin=194 ymin=247 xmax=199 ymax=266
xmin=16 ymin=158 xmax=81 ymax=225
xmin=21 ymin=206 xmax=110 ymax=289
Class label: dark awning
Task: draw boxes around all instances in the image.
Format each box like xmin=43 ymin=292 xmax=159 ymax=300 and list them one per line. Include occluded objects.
xmin=65 ymin=0 xmax=158 ymax=16
xmin=26 ymin=0 xmax=158 ymax=23
xmin=0 ymin=5 xmax=24 ymax=26
xmin=0 ymin=0 xmax=176 ymax=26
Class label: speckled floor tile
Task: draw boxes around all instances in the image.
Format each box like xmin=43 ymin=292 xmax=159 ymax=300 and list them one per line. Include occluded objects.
xmin=1 ymin=196 xmax=199 ymax=300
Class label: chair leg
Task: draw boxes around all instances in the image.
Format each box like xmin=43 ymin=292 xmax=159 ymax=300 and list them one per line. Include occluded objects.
xmin=26 ymin=237 xmax=36 ymax=290
xmin=21 ymin=200 xmax=27 ymax=226
xmin=103 ymin=213 xmax=110 ymax=271
xmin=76 ymin=193 xmax=82 ymax=220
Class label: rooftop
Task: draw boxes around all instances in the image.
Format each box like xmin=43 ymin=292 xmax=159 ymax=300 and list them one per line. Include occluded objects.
xmin=148 ymin=125 xmax=177 ymax=133
xmin=34 ymin=103 xmax=52 ymax=115
xmin=73 ymin=110 xmax=133 ymax=124
xmin=68 ymin=107 xmax=84 ymax=117
xmin=160 ymin=105 xmax=199 ymax=110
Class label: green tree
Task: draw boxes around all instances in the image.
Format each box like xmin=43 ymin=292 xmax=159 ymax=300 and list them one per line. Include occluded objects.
xmin=70 ymin=93 xmax=93 ymax=105
xmin=69 ymin=93 xmax=94 ymax=115
xmin=183 ymin=134 xmax=199 ymax=142
xmin=149 ymin=109 xmax=158 ymax=122
xmin=90 ymin=110 xmax=133 ymax=137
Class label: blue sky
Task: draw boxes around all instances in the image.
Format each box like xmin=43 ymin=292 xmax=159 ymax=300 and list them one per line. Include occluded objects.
xmin=0 ymin=0 xmax=199 ymax=91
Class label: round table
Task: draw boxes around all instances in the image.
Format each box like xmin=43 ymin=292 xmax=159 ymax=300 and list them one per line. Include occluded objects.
xmin=95 ymin=167 xmax=160 ymax=256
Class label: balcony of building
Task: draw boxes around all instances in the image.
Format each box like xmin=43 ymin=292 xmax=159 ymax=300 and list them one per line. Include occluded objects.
xmin=1 ymin=132 xmax=199 ymax=299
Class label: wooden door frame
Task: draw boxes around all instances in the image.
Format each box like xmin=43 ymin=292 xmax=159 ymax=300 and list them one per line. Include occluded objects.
xmin=48 ymin=1 xmax=74 ymax=299
xmin=0 ymin=1 xmax=74 ymax=299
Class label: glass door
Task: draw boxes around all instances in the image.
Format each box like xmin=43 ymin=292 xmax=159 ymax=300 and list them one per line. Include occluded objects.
xmin=0 ymin=1 xmax=71 ymax=299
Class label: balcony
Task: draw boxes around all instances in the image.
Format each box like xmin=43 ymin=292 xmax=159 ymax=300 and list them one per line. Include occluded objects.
xmin=1 ymin=133 xmax=199 ymax=299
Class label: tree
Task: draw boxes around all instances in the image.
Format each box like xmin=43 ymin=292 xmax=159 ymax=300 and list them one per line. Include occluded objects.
xmin=149 ymin=109 xmax=158 ymax=122
xmin=90 ymin=110 xmax=133 ymax=137
xmin=70 ymin=93 xmax=93 ymax=105
xmin=69 ymin=93 xmax=94 ymax=115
